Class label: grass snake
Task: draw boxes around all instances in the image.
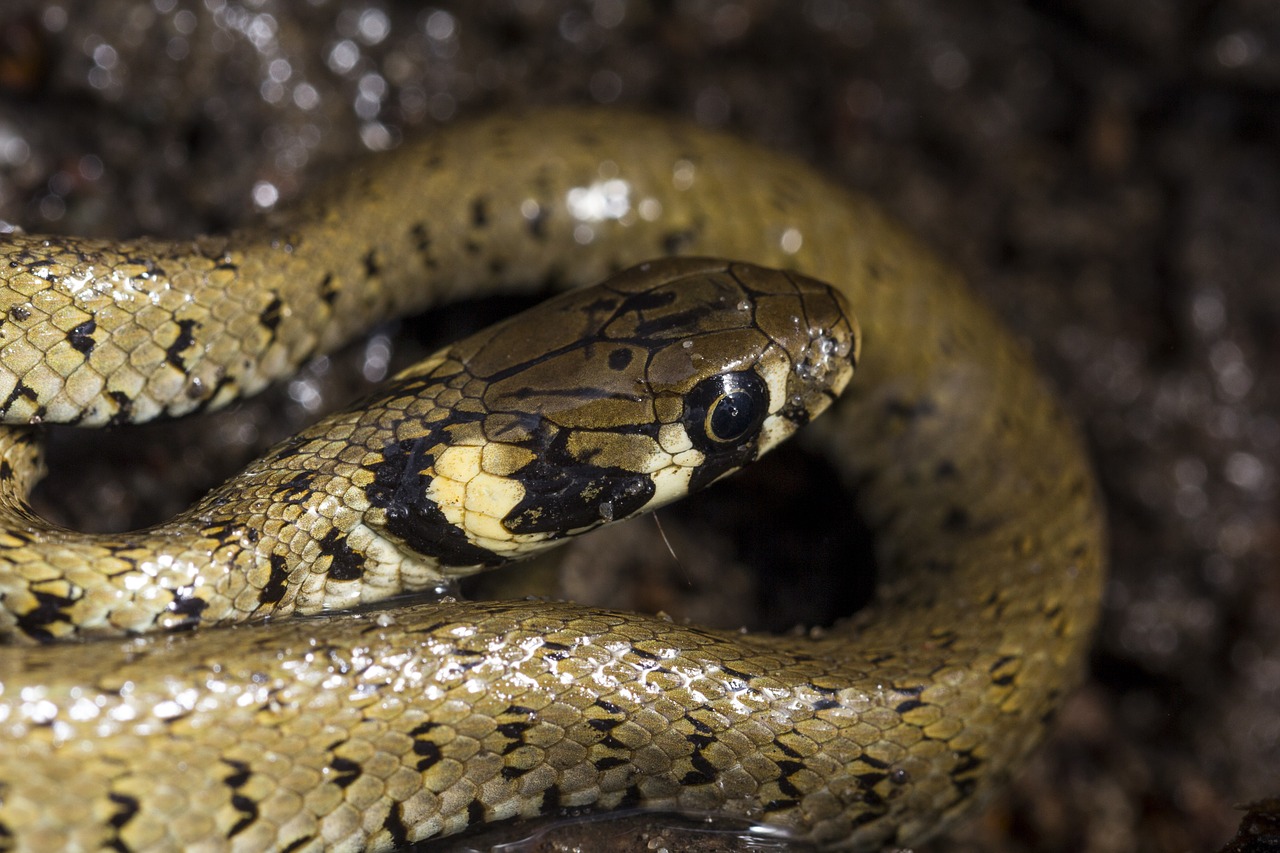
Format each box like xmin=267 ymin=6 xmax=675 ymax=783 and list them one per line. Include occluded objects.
xmin=0 ymin=109 xmax=1105 ymax=851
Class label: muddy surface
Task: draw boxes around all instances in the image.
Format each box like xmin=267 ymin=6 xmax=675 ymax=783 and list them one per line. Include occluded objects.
xmin=1 ymin=2 xmax=1276 ymax=851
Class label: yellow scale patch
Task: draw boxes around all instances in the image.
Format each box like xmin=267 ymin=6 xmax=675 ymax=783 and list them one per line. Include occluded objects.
xmin=427 ymin=445 xmax=535 ymax=555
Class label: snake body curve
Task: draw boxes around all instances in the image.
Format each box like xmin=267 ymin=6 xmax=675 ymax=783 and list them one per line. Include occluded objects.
xmin=0 ymin=110 xmax=1105 ymax=850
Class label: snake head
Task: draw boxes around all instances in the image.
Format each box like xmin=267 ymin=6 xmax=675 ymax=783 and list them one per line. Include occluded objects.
xmin=362 ymin=257 xmax=858 ymax=574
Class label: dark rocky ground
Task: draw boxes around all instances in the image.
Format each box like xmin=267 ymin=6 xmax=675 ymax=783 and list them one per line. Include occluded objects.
xmin=1 ymin=2 xmax=1277 ymax=851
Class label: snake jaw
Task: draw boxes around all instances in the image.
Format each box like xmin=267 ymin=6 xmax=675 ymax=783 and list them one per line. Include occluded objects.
xmin=355 ymin=258 xmax=859 ymax=578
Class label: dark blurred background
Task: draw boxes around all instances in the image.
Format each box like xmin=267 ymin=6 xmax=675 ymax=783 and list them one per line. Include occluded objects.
xmin=0 ymin=2 xmax=1276 ymax=850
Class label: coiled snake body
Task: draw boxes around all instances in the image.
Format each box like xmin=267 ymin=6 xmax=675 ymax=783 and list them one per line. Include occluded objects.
xmin=0 ymin=110 xmax=1104 ymax=851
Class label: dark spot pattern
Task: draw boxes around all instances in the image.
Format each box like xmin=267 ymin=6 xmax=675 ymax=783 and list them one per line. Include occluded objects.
xmin=164 ymin=319 xmax=199 ymax=370
xmin=68 ymin=320 xmax=95 ymax=354
xmin=317 ymin=529 xmax=363 ymax=581
xmin=259 ymin=295 xmax=283 ymax=334
xmin=259 ymin=554 xmax=290 ymax=604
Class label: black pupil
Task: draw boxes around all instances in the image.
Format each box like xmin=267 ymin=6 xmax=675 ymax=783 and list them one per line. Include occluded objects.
xmin=708 ymin=391 xmax=754 ymax=442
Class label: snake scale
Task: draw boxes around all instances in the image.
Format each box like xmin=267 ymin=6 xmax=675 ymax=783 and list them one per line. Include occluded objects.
xmin=0 ymin=109 xmax=1104 ymax=851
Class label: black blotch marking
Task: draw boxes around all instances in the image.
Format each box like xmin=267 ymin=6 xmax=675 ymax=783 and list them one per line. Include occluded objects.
xmin=106 ymin=391 xmax=134 ymax=426
xmin=943 ymin=507 xmax=970 ymax=532
xmin=68 ymin=319 xmax=96 ymax=354
xmin=607 ymin=348 xmax=633 ymax=371
xmin=164 ymin=319 xmax=199 ymax=370
xmin=894 ymin=698 xmax=924 ymax=714
xmin=228 ymin=794 xmax=259 ymax=838
xmin=259 ymin=295 xmax=283 ymax=334
xmin=330 ymin=756 xmax=361 ymax=788
xmin=8 ymin=304 xmax=29 ymax=322
xmin=504 ymin=455 xmax=654 ymax=536
xmin=587 ymin=717 xmax=622 ymax=733
xmin=281 ymin=837 xmax=314 ymax=853
xmin=539 ymin=640 xmax=571 ymax=661
xmin=496 ymin=720 xmax=533 ymax=740
xmin=680 ymin=752 xmax=719 ymax=787
xmin=259 ymin=554 xmax=289 ymax=604
xmin=275 ymin=471 xmax=315 ymax=504
xmin=169 ymin=593 xmax=208 ymax=625
xmin=222 ymin=759 xmax=251 ymax=789
xmin=861 ymin=787 xmax=887 ymax=807
xmin=686 ymin=717 xmax=714 ymax=736
xmin=410 ymin=222 xmax=430 ymax=252
xmin=366 ymin=432 xmax=507 ymax=569
xmin=0 ymin=526 xmax=34 ymax=546
xmin=179 ymin=373 xmax=233 ymax=414
xmin=467 ymin=800 xmax=485 ymax=826
xmin=318 ymin=529 xmax=363 ymax=581
xmin=319 ymin=272 xmax=338 ymax=305
xmin=540 ymin=785 xmax=562 ymax=813
xmin=363 ymin=249 xmax=380 ymax=278
xmin=409 ymin=222 xmax=438 ymax=270
xmin=412 ymin=737 xmax=443 ymax=772
xmin=718 ymin=663 xmax=755 ymax=684
xmin=593 ymin=755 xmax=628 ymax=771
xmin=1 ymin=380 xmax=37 ymax=413
xmin=774 ymin=760 xmax=804 ymax=797
xmin=772 ymin=739 xmax=803 ymax=760
xmin=686 ymin=732 xmax=714 ymax=751
xmin=383 ymin=804 xmax=410 ymax=849
xmin=617 ymin=784 xmax=643 ymax=809
xmin=776 ymin=759 xmax=805 ymax=777
xmin=417 ymin=722 xmax=448 ymax=768
xmin=989 ymin=655 xmax=1016 ymax=674
xmin=0 ymin=460 xmax=9 ymax=479
xmin=107 ymin=792 xmax=139 ymax=829
xmin=471 ymin=197 xmax=489 ymax=227
xmin=687 ymin=444 xmax=753 ymax=494
xmin=952 ymin=753 xmax=977 ymax=799
xmin=16 ymin=590 xmax=76 ymax=642
xmin=855 ymin=771 xmax=887 ymax=790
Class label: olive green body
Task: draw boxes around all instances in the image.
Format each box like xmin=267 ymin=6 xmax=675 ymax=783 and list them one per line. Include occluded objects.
xmin=0 ymin=110 xmax=1104 ymax=851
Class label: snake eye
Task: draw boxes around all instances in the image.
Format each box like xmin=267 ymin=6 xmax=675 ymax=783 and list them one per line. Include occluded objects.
xmin=685 ymin=371 xmax=769 ymax=451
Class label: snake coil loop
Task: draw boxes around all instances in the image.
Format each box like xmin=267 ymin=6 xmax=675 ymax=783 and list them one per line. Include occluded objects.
xmin=0 ymin=110 xmax=1104 ymax=852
